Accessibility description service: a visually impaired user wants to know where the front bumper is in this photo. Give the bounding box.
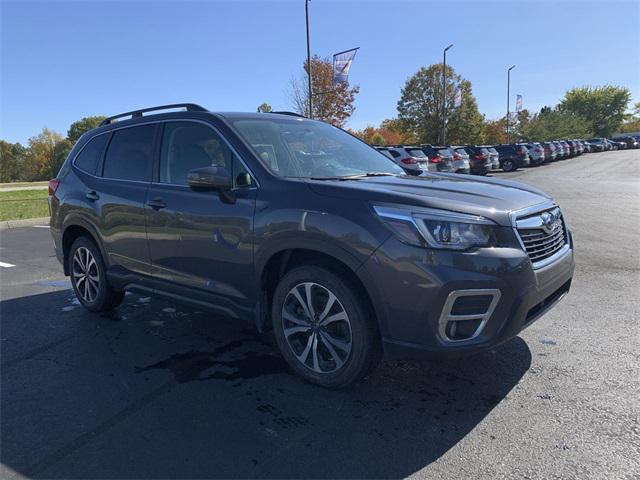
[360,231,574,359]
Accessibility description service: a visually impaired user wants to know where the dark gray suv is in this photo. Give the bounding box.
[49,104,575,387]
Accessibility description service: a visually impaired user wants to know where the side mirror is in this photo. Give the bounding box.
[187,166,231,191]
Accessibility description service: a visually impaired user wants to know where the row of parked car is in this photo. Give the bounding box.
[374,136,639,175]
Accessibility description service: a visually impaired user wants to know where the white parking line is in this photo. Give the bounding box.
[32,225,50,228]
[0,261,16,268]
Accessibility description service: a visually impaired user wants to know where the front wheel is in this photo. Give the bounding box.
[69,236,124,312]
[271,265,381,388]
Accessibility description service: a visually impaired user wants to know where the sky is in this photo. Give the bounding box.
[1,0,638,144]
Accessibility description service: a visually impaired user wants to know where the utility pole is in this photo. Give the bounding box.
[441,44,454,145]
[506,65,516,143]
[305,0,313,118]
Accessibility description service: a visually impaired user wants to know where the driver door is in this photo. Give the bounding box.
[145,121,257,318]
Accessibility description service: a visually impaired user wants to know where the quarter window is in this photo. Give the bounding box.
[74,134,109,175]
[103,125,156,182]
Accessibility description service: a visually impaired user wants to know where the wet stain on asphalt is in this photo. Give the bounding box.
[256,403,311,429]
[135,339,288,384]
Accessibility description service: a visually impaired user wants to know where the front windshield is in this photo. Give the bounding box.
[231,117,404,178]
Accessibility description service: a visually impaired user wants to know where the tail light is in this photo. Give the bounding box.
[534,148,542,153]
[48,179,60,196]
[401,157,417,165]
[453,154,462,160]
[474,153,485,160]
[429,155,442,164]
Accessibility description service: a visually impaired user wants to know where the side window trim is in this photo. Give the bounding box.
[72,131,111,175]
[153,119,259,190]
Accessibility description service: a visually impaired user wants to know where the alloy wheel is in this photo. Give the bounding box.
[281,282,353,374]
[72,246,100,303]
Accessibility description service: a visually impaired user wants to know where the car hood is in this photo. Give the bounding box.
[305,173,554,227]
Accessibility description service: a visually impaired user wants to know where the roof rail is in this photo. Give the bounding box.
[99,103,208,126]
[270,111,307,118]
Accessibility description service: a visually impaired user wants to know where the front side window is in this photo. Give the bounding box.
[74,134,109,175]
[231,117,404,178]
[160,122,231,185]
[159,122,253,188]
[103,125,156,181]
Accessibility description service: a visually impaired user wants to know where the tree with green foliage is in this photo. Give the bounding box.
[67,116,106,144]
[257,102,272,113]
[519,107,592,141]
[0,141,28,182]
[559,86,630,137]
[397,64,484,144]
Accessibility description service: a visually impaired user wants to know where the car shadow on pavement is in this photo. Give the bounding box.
[1,289,532,479]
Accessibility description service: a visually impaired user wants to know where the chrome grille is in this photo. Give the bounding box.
[516,207,567,265]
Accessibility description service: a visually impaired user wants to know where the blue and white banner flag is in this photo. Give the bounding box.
[333,47,359,85]
[515,94,523,112]
[454,86,462,108]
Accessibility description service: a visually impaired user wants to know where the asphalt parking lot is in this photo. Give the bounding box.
[1,150,638,479]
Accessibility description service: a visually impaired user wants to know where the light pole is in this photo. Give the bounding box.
[506,64,516,143]
[441,44,454,145]
[305,0,313,118]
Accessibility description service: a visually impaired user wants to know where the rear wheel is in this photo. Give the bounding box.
[69,236,124,312]
[271,265,381,388]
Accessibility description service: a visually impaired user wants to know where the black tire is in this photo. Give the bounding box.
[502,159,515,172]
[68,236,124,312]
[271,265,381,388]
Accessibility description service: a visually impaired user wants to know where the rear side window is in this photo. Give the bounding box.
[74,134,109,175]
[388,150,401,158]
[103,125,156,181]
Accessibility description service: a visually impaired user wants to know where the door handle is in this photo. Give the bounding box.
[85,191,99,201]
[147,198,167,210]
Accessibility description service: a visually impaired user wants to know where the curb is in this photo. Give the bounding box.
[0,217,50,230]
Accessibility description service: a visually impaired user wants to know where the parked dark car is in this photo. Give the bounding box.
[608,139,627,150]
[493,144,530,171]
[586,138,606,152]
[613,136,639,149]
[461,145,493,175]
[48,104,575,387]
[419,144,455,173]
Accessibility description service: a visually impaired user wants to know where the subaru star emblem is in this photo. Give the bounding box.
[541,210,558,233]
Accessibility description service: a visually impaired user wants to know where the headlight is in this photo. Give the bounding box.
[373,205,497,250]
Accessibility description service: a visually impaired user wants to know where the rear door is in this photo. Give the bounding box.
[96,124,158,275]
[145,120,257,318]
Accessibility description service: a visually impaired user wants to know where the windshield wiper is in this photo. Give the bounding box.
[310,172,396,181]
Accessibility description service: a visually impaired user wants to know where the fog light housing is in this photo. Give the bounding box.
[438,289,501,342]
